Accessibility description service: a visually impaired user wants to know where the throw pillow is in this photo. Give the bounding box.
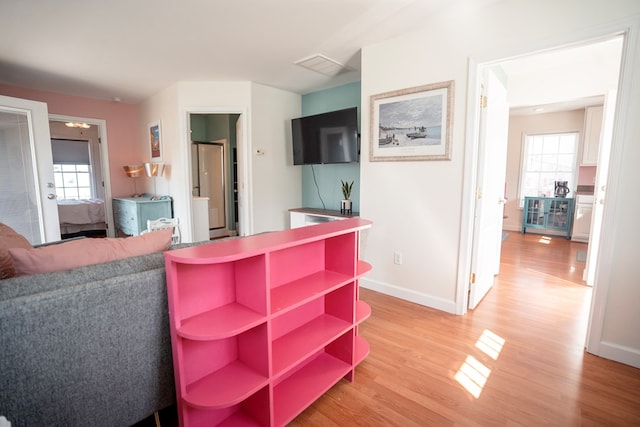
[0,222,33,279]
[8,228,172,276]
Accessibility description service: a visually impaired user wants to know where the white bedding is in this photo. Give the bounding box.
[57,199,105,225]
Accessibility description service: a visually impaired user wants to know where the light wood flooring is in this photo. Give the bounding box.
[290,232,640,426]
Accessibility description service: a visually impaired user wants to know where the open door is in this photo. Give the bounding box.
[0,95,60,243]
[584,90,616,285]
[468,67,510,309]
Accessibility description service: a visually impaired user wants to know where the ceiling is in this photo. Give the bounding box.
[0,0,502,104]
[0,0,623,110]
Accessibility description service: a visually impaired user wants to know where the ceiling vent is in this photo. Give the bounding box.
[294,54,351,77]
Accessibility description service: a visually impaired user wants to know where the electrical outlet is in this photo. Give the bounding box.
[394,251,402,265]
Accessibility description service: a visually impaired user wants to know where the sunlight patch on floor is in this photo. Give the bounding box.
[455,329,506,398]
[475,329,506,360]
[538,236,552,244]
[455,355,490,398]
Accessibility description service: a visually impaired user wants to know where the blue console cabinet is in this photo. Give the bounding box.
[522,197,574,239]
[113,196,172,236]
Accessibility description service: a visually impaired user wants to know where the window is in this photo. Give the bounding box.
[519,132,578,207]
[54,164,93,199]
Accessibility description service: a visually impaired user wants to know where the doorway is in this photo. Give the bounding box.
[189,113,240,239]
[465,35,624,314]
[49,115,113,237]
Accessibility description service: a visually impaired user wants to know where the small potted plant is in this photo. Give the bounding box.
[340,180,353,214]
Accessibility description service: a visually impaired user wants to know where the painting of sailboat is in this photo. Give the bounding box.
[370,80,453,161]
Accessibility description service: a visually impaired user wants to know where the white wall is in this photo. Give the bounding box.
[139,80,301,241]
[360,0,640,366]
[250,83,302,233]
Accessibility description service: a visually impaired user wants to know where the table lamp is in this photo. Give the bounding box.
[123,165,144,197]
[144,162,165,200]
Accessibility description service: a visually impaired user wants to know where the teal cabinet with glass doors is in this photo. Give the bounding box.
[522,197,574,239]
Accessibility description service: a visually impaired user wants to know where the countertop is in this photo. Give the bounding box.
[575,185,595,195]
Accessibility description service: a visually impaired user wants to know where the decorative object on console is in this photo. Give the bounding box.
[123,164,144,197]
[370,80,454,162]
[144,217,181,245]
[144,162,165,200]
[341,180,353,214]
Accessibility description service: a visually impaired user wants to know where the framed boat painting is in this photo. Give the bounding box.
[370,80,454,161]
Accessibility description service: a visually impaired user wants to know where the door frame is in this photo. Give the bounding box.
[182,107,251,241]
[456,18,640,366]
[49,114,114,237]
[457,21,635,359]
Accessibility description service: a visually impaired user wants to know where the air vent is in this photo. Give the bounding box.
[294,54,351,76]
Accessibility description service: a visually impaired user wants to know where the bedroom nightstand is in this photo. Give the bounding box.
[113,195,172,236]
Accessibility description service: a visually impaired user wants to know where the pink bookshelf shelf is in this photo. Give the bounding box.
[270,270,352,314]
[184,361,269,409]
[271,314,352,377]
[164,218,373,426]
[357,260,373,277]
[356,300,372,325]
[354,335,370,366]
[273,352,352,426]
[178,303,266,340]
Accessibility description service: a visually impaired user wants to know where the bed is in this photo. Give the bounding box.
[57,199,107,238]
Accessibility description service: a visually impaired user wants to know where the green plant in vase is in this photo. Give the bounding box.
[340,180,354,214]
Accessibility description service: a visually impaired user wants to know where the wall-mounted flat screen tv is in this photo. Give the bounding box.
[291,107,359,165]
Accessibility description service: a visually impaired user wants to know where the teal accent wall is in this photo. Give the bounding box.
[301,82,361,212]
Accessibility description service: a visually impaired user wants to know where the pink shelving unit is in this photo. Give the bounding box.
[164,218,373,426]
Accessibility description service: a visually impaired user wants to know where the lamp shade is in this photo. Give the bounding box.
[123,165,144,178]
[144,162,165,177]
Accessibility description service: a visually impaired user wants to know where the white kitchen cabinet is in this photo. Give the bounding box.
[572,195,594,242]
[581,105,603,166]
[289,208,358,229]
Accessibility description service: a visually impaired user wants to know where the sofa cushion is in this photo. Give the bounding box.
[0,222,33,279]
[9,228,173,276]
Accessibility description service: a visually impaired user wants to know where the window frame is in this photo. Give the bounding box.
[54,163,94,200]
[518,131,579,208]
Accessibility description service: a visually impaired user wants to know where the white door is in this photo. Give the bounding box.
[584,90,616,285]
[0,95,60,243]
[468,67,510,309]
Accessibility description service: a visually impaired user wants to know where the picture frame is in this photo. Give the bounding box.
[148,121,162,161]
[370,80,454,161]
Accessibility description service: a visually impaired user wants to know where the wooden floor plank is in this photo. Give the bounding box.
[289,232,640,426]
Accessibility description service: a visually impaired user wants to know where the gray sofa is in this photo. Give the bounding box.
[0,242,201,427]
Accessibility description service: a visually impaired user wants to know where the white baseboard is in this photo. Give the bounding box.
[360,278,457,314]
[592,341,640,369]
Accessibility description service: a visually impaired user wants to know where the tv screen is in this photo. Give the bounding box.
[292,107,359,165]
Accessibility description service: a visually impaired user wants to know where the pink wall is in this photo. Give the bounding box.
[0,84,141,197]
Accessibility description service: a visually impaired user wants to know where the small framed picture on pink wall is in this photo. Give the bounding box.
[149,121,162,161]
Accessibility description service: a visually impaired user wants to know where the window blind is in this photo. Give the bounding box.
[51,139,90,164]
